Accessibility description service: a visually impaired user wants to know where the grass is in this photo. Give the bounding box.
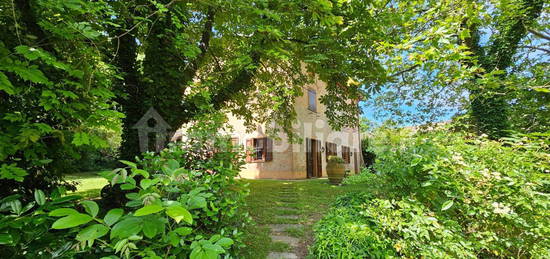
[240,179,368,258]
[285,227,305,238]
[65,171,109,198]
[64,172,367,258]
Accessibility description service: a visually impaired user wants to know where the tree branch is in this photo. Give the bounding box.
[389,64,419,78]
[114,0,181,39]
[528,28,550,41]
[519,45,550,54]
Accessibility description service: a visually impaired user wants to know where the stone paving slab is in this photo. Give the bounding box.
[271,235,300,245]
[267,252,299,259]
[278,207,299,212]
[268,224,301,233]
[275,214,299,219]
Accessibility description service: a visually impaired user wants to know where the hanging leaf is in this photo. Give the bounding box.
[34,189,46,206]
[165,205,193,224]
[0,72,15,95]
[441,200,454,211]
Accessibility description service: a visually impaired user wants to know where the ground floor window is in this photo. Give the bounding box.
[342,146,351,163]
[246,138,273,162]
[325,142,337,161]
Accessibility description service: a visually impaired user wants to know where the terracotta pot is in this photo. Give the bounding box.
[326,161,345,185]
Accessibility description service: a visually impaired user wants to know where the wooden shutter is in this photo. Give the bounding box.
[342,146,350,163]
[326,142,330,162]
[265,138,273,161]
[246,139,253,162]
[316,140,322,177]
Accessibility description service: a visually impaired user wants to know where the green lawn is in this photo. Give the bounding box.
[65,171,109,198]
[65,173,366,258]
[240,179,368,258]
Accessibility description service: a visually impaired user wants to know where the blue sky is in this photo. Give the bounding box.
[359,88,461,127]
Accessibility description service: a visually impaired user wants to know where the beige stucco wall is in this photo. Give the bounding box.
[226,77,362,179]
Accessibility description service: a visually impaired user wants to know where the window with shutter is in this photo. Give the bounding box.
[342,146,351,163]
[246,137,272,163]
[265,138,273,161]
[325,142,337,161]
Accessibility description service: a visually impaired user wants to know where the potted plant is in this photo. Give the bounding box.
[326,155,345,185]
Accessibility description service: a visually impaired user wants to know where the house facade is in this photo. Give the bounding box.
[227,78,362,179]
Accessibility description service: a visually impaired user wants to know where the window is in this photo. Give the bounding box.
[325,142,337,161]
[246,138,273,162]
[307,89,317,112]
[342,146,351,163]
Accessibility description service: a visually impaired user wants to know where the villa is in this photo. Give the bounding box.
[226,77,363,179]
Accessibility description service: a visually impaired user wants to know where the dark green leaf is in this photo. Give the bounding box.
[104,208,123,226]
[81,200,99,217]
[110,217,143,239]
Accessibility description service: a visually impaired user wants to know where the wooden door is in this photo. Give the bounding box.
[306,139,313,178]
[306,138,322,178]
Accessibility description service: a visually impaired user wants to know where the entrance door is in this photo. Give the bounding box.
[306,138,322,178]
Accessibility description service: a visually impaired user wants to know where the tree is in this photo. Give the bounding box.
[462,0,545,138]
[107,0,372,160]
[0,0,121,196]
[362,0,548,138]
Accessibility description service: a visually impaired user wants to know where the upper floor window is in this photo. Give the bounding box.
[307,89,317,112]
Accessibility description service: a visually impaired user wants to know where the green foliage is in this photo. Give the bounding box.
[327,156,345,164]
[0,0,122,196]
[1,154,248,258]
[364,0,547,139]
[110,0,369,158]
[1,111,249,258]
[312,127,550,258]
[0,188,84,258]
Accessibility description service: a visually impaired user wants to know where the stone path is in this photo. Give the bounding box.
[266,184,304,259]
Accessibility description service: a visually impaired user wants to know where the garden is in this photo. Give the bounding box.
[1,0,549,258]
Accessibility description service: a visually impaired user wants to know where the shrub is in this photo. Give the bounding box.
[312,128,550,258]
[0,188,81,258]
[341,169,378,186]
[1,156,248,259]
[1,112,250,258]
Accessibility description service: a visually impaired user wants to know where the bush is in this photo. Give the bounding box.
[341,169,378,186]
[312,128,550,258]
[1,112,250,258]
[0,188,81,258]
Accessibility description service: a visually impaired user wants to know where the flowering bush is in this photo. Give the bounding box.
[312,128,550,258]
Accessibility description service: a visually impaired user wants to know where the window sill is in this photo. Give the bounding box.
[248,160,267,163]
